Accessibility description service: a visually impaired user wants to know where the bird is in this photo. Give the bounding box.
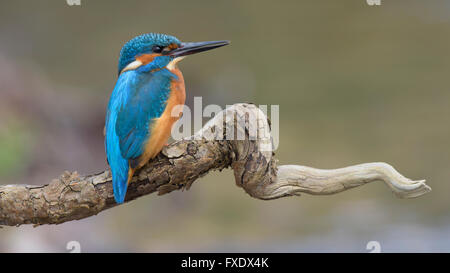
[105,33,229,203]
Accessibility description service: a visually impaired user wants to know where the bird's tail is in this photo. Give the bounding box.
[111,164,131,204]
[111,156,141,203]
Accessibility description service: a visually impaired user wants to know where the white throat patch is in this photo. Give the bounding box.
[166,56,186,71]
[120,60,143,74]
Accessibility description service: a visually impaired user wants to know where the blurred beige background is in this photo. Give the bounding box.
[0,0,449,252]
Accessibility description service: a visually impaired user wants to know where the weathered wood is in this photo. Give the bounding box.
[0,103,431,226]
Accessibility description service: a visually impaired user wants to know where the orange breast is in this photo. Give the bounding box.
[137,67,186,169]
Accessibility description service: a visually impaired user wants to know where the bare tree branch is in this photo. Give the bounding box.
[0,103,431,227]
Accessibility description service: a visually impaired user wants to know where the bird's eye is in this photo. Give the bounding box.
[152,45,163,53]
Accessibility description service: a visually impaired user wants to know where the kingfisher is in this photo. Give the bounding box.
[105,33,229,203]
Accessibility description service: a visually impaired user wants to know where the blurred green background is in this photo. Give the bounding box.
[0,0,449,252]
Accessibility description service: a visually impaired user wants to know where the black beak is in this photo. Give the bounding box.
[166,40,230,57]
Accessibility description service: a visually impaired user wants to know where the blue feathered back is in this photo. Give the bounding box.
[105,68,177,203]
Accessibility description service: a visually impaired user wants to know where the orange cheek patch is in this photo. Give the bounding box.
[136,53,161,65]
[167,43,179,50]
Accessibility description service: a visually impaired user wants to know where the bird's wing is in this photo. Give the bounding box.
[115,70,173,160]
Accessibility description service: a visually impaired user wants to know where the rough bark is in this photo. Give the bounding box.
[0,103,431,227]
